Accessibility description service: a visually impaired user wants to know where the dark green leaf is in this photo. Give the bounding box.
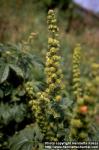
[9,64,24,78]
[9,124,44,150]
[0,64,9,84]
[0,89,4,98]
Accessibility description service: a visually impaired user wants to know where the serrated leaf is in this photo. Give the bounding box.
[0,64,9,83]
[0,103,27,125]
[9,124,44,150]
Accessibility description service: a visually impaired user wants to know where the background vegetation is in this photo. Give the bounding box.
[0,0,99,150]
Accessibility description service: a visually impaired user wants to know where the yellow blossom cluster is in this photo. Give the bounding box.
[45,10,64,99]
[28,10,65,141]
[70,46,97,141]
[24,82,34,99]
[29,91,50,134]
[72,44,82,99]
[70,45,89,141]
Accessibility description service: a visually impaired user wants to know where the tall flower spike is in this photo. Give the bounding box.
[45,10,64,99]
[29,10,65,142]
[72,44,82,99]
[70,44,91,141]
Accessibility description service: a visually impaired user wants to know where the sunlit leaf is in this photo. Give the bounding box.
[0,64,9,84]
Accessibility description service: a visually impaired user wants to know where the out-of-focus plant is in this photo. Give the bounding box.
[70,44,97,141]
[0,42,45,149]
[39,0,73,9]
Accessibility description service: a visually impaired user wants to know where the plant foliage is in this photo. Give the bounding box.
[0,8,99,150]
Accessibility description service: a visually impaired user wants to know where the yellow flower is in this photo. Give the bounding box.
[37,92,42,97]
[55,95,62,102]
[46,59,54,65]
[53,39,59,47]
[92,63,99,69]
[45,88,50,93]
[50,67,56,72]
[72,44,81,98]
[79,132,88,139]
[52,55,60,61]
[94,76,99,83]
[46,77,52,84]
[49,83,55,91]
[51,73,57,79]
[54,62,60,67]
[55,79,61,84]
[50,47,58,53]
[48,38,54,45]
[71,119,83,128]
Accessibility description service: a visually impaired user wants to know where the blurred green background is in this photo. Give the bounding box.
[0,0,99,149]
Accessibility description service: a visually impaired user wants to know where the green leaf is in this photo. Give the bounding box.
[9,124,44,150]
[0,103,27,125]
[0,64,9,84]
[0,89,4,98]
[0,103,11,124]
[9,64,24,78]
